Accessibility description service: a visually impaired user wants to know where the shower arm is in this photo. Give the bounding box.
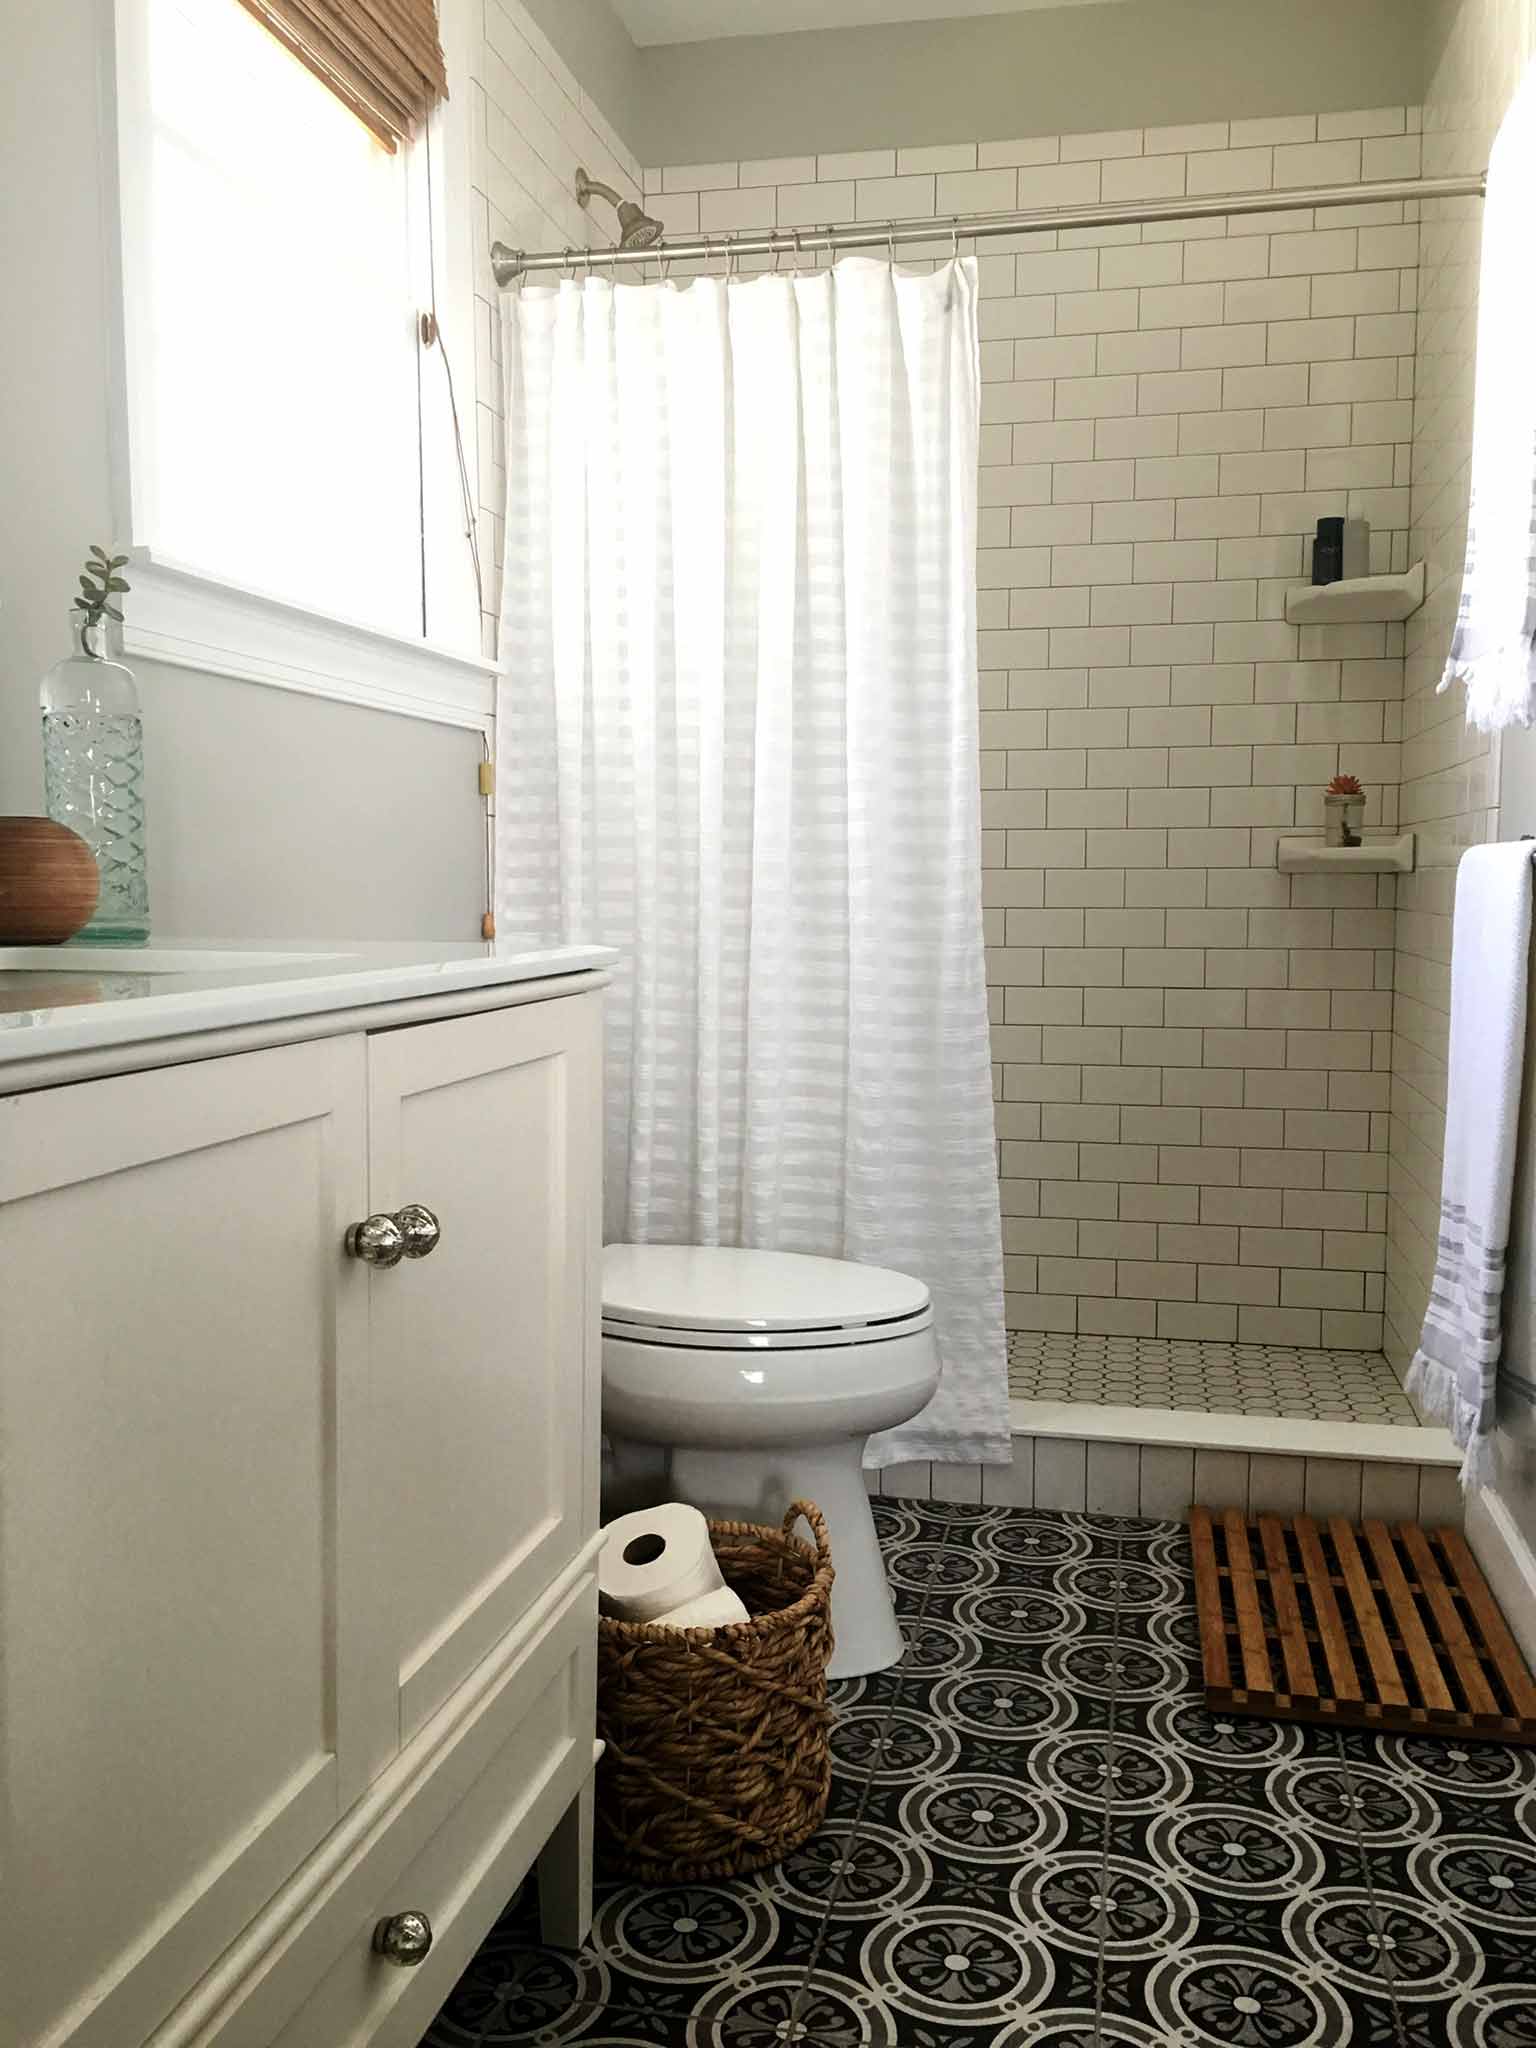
[490,170,1486,287]
[576,168,624,212]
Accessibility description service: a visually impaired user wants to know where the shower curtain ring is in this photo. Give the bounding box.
[887,221,897,265]
[950,217,961,259]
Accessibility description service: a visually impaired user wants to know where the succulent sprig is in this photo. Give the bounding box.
[72,545,130,652]
[1326,773,1364,796]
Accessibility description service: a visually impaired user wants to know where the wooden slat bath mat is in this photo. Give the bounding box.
[1189,1506,1536,1744]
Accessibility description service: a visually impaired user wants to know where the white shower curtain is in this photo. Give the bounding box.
[496,258,1008,1467]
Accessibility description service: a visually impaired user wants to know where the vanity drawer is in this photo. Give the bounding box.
[158,1564,598,2048]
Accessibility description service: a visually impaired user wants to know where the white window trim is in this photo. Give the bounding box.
[102,0,497,733]
[124,549,495,728]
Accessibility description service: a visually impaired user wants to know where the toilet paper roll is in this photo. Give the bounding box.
[654,1585,751,1631]
[598,1502,727,1622]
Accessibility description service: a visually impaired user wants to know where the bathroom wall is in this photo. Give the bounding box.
[617,1,1425,167]
[3,0,647,946]
[469,2,646,647]
[1386,0,1524,1375]
[1388,0,1536,1545]
[0,0,491,944]
[650,118,1420,1345]
[516,0,645,151]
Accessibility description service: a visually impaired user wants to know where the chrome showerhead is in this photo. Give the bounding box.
[614,200,665,250]
[576,167,664,252]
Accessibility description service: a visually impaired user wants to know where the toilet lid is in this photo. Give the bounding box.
[601,1243,931,1336]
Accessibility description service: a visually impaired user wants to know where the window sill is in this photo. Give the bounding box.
[121,551,498,731]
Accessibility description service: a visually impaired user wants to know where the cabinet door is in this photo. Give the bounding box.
[0,1038,388,2048]
[366,992,601,1742]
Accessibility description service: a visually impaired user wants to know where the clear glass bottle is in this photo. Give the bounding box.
[40,614,150,944]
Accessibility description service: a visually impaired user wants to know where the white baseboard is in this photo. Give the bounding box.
[1465,1484,1536,1669]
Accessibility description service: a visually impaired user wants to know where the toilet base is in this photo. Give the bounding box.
[665,1437,903,1680]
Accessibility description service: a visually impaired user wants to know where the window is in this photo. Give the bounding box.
[111,0,489,721]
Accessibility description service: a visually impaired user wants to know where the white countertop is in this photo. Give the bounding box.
[0,940,616,1065]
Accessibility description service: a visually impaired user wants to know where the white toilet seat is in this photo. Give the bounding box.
[600,1307,934,1350]
[601,1242,931,1342]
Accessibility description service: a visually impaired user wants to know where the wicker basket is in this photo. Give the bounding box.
[595,1499,836,1882]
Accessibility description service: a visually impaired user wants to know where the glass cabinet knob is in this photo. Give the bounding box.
[394,1203,441,1259]
[372,1910,433,1966]
[345,1206,440,1267]
[345,1213,406,1267]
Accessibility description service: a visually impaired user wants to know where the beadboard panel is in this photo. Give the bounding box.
[879,1437,1464,1525]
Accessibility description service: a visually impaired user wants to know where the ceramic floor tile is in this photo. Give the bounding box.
[417,1504,1536,2048]
[1007,1329,1417,1422]
[1090,1908,1407,2045]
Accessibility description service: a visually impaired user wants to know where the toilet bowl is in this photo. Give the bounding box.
[601,1243,941,1679]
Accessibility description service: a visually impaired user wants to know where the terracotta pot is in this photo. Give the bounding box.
[0,817,101,943]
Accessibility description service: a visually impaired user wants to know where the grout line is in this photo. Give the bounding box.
[791,1501,956,2021]
[1088,1518,1135,2042]
[1333,1726,1415,2048]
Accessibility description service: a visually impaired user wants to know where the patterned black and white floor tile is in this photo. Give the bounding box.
[418,1500,1536,2048]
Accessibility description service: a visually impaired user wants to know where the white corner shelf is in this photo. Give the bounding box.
[1277,833,1416,874]
[1284,561,1425,625]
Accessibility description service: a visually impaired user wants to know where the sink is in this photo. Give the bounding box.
[0,946,355,975]
[0,939,614,1053]
[0,946,361,1016]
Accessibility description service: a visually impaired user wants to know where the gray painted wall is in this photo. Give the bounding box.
[623,0,1427,164]
[1,0,485,946]
[518,0,645,148]
[138,672,486,942]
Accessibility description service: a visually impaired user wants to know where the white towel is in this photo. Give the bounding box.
[1439,63,1536,732]
[1409,842,1536,1482]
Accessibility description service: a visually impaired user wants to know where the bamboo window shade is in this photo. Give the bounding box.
[237,0,448,151]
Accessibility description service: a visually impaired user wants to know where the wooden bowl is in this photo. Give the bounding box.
[0,817,101,944]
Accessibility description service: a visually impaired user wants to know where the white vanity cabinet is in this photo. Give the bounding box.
[0,955,607,2048]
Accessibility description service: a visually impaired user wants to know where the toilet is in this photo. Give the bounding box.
[600,1243,941,1679]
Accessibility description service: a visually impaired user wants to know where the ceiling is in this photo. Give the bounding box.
[611,0,1123,46]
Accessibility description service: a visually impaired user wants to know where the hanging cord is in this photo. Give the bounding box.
[421,126,485,619]
[480,728,495,942]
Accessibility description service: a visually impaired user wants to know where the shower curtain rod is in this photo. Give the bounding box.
[490,172,1485,285]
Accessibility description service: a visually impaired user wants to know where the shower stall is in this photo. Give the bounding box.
[573,118,1478,1517]
[491,96,1496,1518]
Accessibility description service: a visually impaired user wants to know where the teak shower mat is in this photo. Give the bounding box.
[1190,1505,1536,1744]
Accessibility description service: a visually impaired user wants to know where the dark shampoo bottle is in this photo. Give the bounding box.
[1311,516,1345,585]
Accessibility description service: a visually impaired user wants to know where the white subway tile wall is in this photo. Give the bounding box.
[653,113,1420,1344]
[470,0,644,654]
[1387,4,1525,1378]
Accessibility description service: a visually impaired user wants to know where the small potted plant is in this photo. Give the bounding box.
[1324,772,1366,848]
